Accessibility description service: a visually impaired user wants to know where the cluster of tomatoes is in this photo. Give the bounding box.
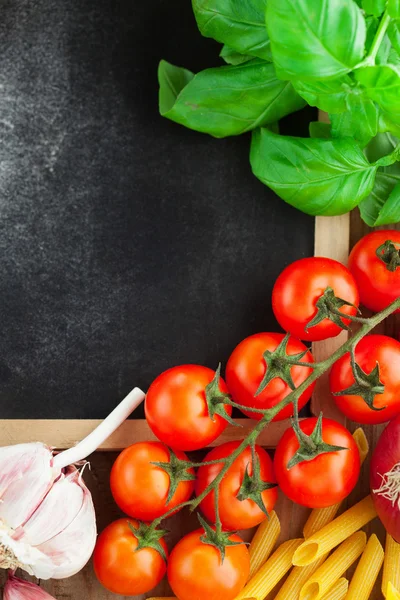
[93,230,400,600]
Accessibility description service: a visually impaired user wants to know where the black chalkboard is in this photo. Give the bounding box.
[0,0,314,419]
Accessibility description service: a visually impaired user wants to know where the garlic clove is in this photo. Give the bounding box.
[0,527,55,578]
[36,473,96,579]
[18,468,84,547]
[0,443,59,529]
[4,572,57,600]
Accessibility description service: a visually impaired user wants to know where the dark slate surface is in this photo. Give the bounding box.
[0,0,314,418]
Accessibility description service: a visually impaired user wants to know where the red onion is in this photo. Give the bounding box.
[370,414,400,542]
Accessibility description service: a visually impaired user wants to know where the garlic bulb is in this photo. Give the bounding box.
[4,572,57,600]
[0,387,144,587]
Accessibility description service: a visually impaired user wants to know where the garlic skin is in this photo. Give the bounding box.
[0,443,96,580]
[4,572,57,600]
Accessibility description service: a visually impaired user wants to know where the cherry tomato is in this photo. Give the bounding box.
[274,418,360,508]
[226,332,315,421]
[330,334,400,425]
[272,257,359,342]
[110,441,194,520]
[167,528,249,600]
[93,519,168,595]
[145,365,232,451]
[348,230,400,313]
[195,441,278,530]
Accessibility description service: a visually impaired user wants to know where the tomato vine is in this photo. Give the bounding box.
[147,296,400,552]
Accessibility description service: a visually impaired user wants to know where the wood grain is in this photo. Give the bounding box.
[0,418,300,450]
[312,215,351,423]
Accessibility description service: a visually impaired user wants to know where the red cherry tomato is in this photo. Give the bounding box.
[195,441,278,530]
[145,365,232,451]
[110,441,194,520]
[348,230,400,313]
[274,418,360,508]
[330,334,400,425]
[93,519,167,595]
[167,528,249,600]
[226,332,315,421]
[272,257,359,341]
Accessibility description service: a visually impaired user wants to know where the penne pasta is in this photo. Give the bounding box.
[293,495,376,566]
[299,531,366,600]
[320,577,348,600]
[249,510,281,578]
[383,534,400,598]
[352,427,369,464]
[303,504,341,540]
[387,582,400,600]
[235,538,303,600]
[303,428,369,539]
[346,534,384,600]
[273,555,326,600]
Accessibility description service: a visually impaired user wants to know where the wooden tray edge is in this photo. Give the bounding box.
[0,418,305,450]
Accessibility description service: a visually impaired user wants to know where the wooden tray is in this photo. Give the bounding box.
[0,214,350,450]
[1,213,399,600]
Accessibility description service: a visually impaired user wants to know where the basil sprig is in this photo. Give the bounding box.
[158,0,400,225]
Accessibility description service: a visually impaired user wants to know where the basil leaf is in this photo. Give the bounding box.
[366,15,379,48]
[377,36,392,64]
[388,22,400,54]
[250,128,377,216]
[388,0,400,18]
[388,47,400,67]
[363,0,387,16]
[379,112,400,136]
[192,0,272,61]
[376,181,400,224]
[330,96,378,148]
[158,61,195,116]
[158,59,305,138]
[265,0,367,81]
[220,45,253,65]
[359,163,400,225]
[292,76,354,113]
[365,131,399,162]
[356,65,400,126]
[309,122,332,139]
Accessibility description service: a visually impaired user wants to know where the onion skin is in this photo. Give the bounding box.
[370,414,400,542]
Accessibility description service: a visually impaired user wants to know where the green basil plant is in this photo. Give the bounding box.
[158,0,400,225]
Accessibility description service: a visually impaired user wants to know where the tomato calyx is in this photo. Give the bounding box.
[306,287,358,332]
[127,520,169,563]
[287,413,348,469]
[198,514,244,563]
[151,448,196,504]
[255,333,310,396]
[205,364,238,427]
[333,348,386,412]
[236,445,277,516]
[376,240,400,272]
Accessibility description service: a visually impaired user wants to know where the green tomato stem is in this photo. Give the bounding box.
[149,297,400,534]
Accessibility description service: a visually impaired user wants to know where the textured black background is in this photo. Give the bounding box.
[0,0,314,418]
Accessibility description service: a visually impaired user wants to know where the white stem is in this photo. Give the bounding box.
[52,387,145,470]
